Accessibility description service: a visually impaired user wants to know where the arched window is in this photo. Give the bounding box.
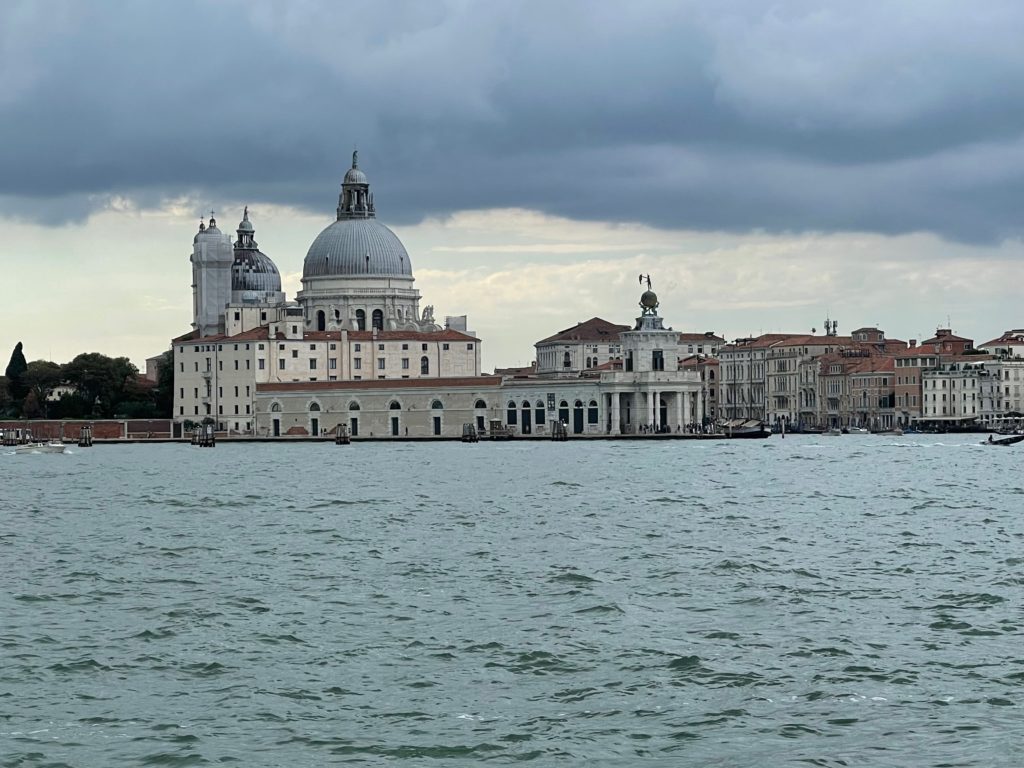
[421,356,430,375]
[270,402,281,412]
[474,399,487,409]
[316,310,326,331]
[334,308,341,321]
[709,369,715,380]
[372,309,384,330]
[588,399,599,424]
[355,309,366,331]
[558,399,570,425]
[535,400,545,425]
[506,400,518,425]
[563,351,572,368]
[431,400,443,409]
[574,399,584,408]
[309,402,321,411]
[389,401,402,410]
[348,401,360,411]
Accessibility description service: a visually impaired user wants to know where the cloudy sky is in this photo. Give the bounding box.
[3,0,1024,370]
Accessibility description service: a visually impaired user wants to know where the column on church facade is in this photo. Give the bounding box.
[610,392,621,435]
[675,390,683,432]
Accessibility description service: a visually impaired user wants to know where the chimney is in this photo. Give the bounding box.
[910,339,917,348]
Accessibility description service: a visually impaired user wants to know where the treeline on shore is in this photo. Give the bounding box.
[1,342,173,420]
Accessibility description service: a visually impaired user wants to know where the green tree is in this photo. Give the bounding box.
[153,349,174,418]
[0,375,10,415]
[61,353,139,418]
[5,342,28,403]
[22,360,63,418]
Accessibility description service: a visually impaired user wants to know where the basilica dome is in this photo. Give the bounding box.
[302,218,412,278]
[301,151,413,280]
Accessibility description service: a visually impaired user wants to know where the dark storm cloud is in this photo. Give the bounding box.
[3,0,1024,241]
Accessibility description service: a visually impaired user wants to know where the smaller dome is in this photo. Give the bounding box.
[232,249,281,293]
[237,206,254,232]
[344,166,367,185]
[640,290,659,309]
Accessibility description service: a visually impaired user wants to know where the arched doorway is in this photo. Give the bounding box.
[355,309,366,330]
[659,398,668,432]
[270,402,281,437]
[474,399,487,432]
[558,400,569,427]
[316,310,326,331]
[309,402,321,436]
[588,400,599,429]
[431,399,443,436]
[573,400,584,434]
[372,309,384,331]
[534,400,545,431]
[348,401,360,437]
[520,400,532,434]
[389,400,401,436]
[506,401,518,427]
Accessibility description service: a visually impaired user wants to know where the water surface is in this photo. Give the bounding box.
[2,436,1022,766]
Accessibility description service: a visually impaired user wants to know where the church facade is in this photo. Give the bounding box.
[172,153,702,437]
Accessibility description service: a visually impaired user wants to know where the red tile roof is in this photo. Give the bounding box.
[258,376,502,393]
[536,317,629,345]
[678,332,725,343]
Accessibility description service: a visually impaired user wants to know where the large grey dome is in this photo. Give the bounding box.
[303,218,412,278]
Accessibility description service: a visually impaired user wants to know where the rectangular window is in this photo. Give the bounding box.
[218,405,223,415]
[467,343,474,350]
[258,359,265,370]
[443,343,450,350]
[179,362,184,372]
[246,405,250,414]
[378,343,385,351]
[279,359,285,370]
[258,344,265,350]
[329,358,337,369]
[355,343,361,352]
[234,405,239,415]
[279,343,285,350]
[234,386,239,396]
[218,387,223,397]
[292,349,298,358]
[310,344,316,350]
[179,406,183,415]
[179,387,184,398]
[309,359,317,370]
[330,343,336,350]
[246,359,250,369]
[193,387,198,398]
[233,343,238,350]
[354,358,362,370]
[194,406,199,415]
[402,358,409,369]
[234,360,239,370]
[218,360,223,371]
[194,361,199,372]
[245,386,250,396]
[402,343,409,350]
[378,358,385,370]
[422,343,428,351]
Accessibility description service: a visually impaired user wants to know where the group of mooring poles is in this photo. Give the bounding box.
[191,424,216,447]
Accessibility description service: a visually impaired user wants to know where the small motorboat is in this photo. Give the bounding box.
[984,434,1024,447]
[12,440,67,455]
[846,426,870,434]
[824,428,842,436]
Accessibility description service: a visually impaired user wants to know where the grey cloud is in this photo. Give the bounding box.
[2,0,1024,242]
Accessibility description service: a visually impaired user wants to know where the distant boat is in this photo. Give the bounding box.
[717,419,771,439]
[872,428,904,436]
[12,440,67,455]
[824,428,842,436]
[846,426,869,434]
[984,434,1024,447]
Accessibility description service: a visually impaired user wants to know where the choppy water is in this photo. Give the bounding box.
[2,436,1023,767]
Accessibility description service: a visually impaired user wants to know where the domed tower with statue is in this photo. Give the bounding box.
[296,152,440,333]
